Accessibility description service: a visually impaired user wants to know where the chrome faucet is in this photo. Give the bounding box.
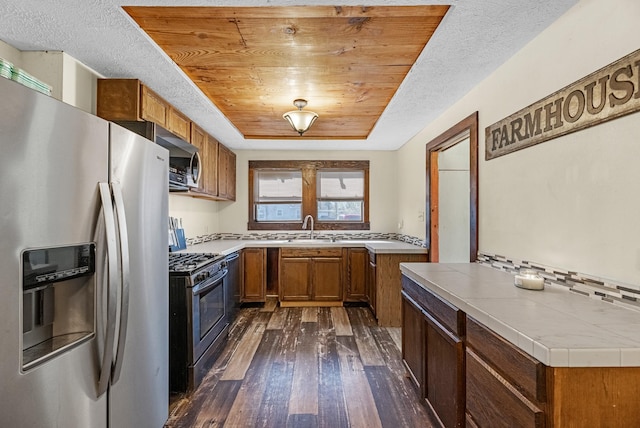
[302,215,315,239]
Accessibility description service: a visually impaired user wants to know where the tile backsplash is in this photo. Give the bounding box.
[478,252,640,312]
[186,232,426,247]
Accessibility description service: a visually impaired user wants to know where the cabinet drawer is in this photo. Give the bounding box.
[280,248,342,258]
[466,349,545,428]
[401,276,464,336]
[466,317,545,402]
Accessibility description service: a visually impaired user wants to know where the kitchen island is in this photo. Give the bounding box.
[400,262,640,427]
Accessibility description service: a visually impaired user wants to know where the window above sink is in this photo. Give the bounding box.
[248,160,370,232]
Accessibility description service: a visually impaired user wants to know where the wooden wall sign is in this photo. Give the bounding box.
[485,49,640,160]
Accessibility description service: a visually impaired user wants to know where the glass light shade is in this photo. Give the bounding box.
[283,110,318,136]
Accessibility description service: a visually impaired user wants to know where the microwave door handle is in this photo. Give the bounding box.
[97,182,119,397]
[190,151,201,186]
[110,182,130,384]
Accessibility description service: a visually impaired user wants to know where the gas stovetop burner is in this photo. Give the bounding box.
[168,253,223,274]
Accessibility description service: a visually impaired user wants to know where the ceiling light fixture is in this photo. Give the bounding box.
[283,99,318,136]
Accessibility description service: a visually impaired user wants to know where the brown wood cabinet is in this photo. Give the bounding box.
[402,293,425,394]
[425,311,465,428]
[367,251,377,317]
[218,144,236,201]
[279,248,342,304]
[402,275,465,428]
[370,251,428,327]
[344,248,367,302]
[98,78,236,201]
[140,84,167,125]
[241,248,266,302]
[402,274,640,427]
[167,106,191,142]
[97,79,192,139]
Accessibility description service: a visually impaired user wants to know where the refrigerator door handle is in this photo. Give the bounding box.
[97,182,119,397]
[110,181,130,384]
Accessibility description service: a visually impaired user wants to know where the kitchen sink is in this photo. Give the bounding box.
[284,238,335,244]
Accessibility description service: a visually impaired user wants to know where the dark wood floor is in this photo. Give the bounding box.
[166,303,436,428]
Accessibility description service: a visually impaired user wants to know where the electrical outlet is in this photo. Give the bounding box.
[398,219,404,229]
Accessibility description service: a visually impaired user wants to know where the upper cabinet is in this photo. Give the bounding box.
[97,78,235,201]
[217,143,236,201]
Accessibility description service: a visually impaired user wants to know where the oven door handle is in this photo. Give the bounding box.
[191,268,228,296]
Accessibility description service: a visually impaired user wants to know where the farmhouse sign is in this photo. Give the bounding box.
[485,49,640,160]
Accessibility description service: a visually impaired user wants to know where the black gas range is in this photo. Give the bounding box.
[168,252,229,392]
[168,252,226,278]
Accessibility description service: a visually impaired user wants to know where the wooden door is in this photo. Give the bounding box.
[345,248,367,302]
[425,313,465,428]
[205,134,219,196]
[167,106,191,142]
[280,257,311,301]
[312,257,342,301]
[241,248,266,302]
[140,84,168,126]
[366,251,377,317]
[402,293,426,397]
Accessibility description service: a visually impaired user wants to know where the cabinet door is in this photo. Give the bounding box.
[97,78,142,121]
[167,107,191,142]
[241,248,266,302]
[312,257,342,301]
[226,149,236,201]
[367,253,377,317]
[345,248,367,302]
[205,134,219,196]
[217,144,236,201]
[280,258,311,301]
[466,348,544,428]
[402,293,425,396]
[425,313,465,428]
[140,85,168,126]
[189,124,207,192]
[218,144,235,199]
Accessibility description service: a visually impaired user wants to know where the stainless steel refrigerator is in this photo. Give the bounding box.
[0,76,169,427]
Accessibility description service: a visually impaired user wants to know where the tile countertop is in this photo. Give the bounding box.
[176,238,428,256]
[400,262,640,368]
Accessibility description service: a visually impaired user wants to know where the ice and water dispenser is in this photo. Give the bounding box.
[21,243,96,370]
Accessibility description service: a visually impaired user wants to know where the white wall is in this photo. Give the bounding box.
[169,195,219,238]
[217,149,398,234]
[0,41,100,113]
[398,0,640,286]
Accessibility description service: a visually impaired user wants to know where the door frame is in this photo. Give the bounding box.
[425,112,478,262]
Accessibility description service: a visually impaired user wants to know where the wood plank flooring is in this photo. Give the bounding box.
[165,303,436,428]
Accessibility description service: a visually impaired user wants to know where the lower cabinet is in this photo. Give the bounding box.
[402,294,426,394]
[373,252,428,327]
[465,316,546,428]
[425,313,465,428]
[241,248,266,302]
[279,248,342,303]
[367,251,377,316]
[344,247,368,302]
[402,273,640,427]
[402,276,465,428]
[466,348,544,428]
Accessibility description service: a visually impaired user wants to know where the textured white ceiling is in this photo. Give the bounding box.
[0,0,577,151]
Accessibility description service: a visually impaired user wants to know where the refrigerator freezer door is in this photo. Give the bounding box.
[0,78,108,427]
[108,123,169,428]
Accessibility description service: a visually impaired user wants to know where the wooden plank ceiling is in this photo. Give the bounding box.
[123,6,449,140]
